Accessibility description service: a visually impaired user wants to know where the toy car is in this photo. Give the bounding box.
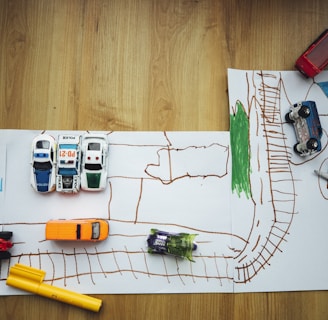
[30,134,57,193]
[81,133,109,191]
[147,229,197,262]
[56,135,81,193]
[45,219,109,241]
[285,101,323,156]
[295,29,328,78]
[0,231,13,260]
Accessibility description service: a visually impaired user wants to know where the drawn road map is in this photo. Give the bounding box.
[0,130,235,294]
[229,69,328,292]
[1,70,328,295]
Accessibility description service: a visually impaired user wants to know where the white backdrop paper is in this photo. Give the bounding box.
[1,69,328,295]
[0,130,234,295]
[229,69,328,292]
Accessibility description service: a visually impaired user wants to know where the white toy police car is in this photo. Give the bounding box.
[56,135,81,193]
[80,133,109,191]
[31,134,57,193]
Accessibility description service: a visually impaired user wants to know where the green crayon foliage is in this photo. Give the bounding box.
[230,100,251,199]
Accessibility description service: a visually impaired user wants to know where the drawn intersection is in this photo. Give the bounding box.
[0,130,236,294]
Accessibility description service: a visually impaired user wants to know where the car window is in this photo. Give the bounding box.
[36,140,50,149]
[85,163,102,170]
[33,161,52,170]
[88,143,101,151]
[91,222,100,239]
[307,35,328,68]
[76,224,81,239]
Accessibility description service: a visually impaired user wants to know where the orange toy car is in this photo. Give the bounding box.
[45,219,109,241]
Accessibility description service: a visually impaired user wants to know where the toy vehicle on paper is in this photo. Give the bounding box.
[81,133,109,191]
[30,134,57,193]
[295,29,328,78]
[147,229,197,262]
[45,219,109,241]
[285,101,323,156]
[56,135,81,193]
[0,231,13,260]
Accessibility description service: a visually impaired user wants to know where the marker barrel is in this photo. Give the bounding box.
[6,264,102,312]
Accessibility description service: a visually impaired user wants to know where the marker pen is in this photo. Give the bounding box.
[6,263,102,312]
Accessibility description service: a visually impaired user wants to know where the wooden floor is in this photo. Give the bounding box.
[1,0,328,319]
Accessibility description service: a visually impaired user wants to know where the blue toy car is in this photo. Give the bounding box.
[285,101,323,156]
[30,134,57,193]
[147,229,197,262]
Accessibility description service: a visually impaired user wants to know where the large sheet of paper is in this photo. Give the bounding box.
[1,69,328,295]
[0,130,233,294]
[229,69,328,292]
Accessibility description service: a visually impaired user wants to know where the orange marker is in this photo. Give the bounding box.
[6,263,102,312]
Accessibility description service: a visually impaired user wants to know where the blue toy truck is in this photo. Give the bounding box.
[285,101,323,156]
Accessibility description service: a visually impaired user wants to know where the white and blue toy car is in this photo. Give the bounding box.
[30,134,57,193]
[81,133,109,191]
[56,135,81,193]
[285,101,323,156]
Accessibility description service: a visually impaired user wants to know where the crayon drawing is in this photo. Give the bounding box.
[0,130,236,294]
[229,69,328,291]
[0,70,328,295]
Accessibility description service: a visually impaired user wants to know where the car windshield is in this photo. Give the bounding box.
[36,140,50,149]
[85,163,102,170]
[307,34,328,68]
[91,222,100,239]
[76,224,81,240]
[58,168,77,175]
[33,161,52,170]
[88,142,101,150]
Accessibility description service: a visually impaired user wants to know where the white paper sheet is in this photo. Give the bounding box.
[1,69,328,295]
[0,130,234,294]
[229,69,328,292]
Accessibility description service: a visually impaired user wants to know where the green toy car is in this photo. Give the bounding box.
[147,229,197,262]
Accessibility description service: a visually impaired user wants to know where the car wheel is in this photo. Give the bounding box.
[285,113,294,123]
[0,231,13,240]
[298,105,310,118]
[293,143,302,154]
[306,138,319,151]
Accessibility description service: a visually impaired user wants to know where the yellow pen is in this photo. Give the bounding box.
[6,263,102,312]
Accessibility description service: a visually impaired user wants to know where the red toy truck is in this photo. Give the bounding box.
[0,231,13,260]
[295,29,328,78]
